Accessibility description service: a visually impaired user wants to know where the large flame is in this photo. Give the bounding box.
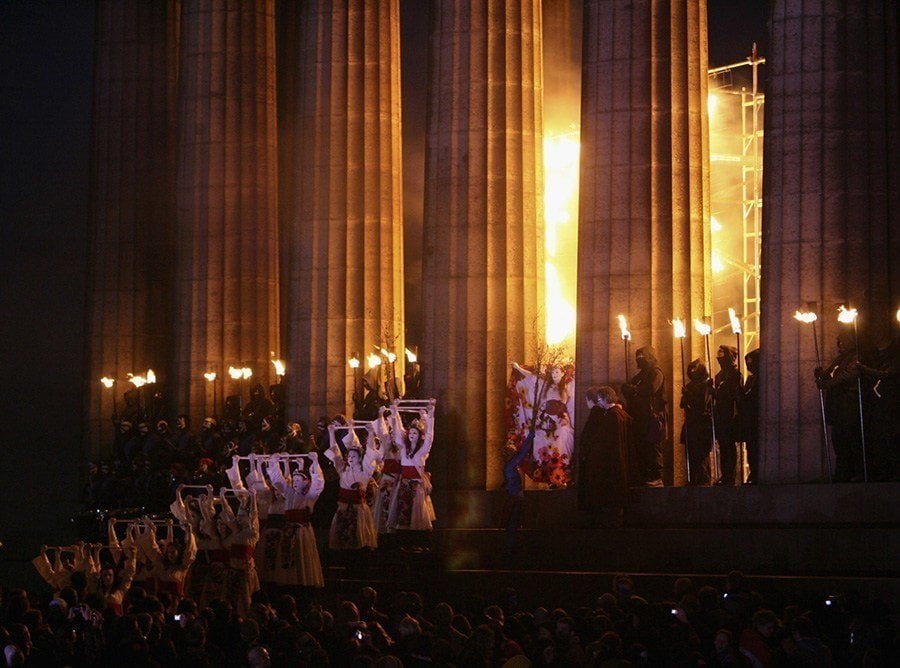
[543,131,580,350]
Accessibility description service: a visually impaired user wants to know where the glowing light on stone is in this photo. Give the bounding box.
[543,131,580,349]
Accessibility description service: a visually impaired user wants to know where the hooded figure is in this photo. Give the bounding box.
[815,330,866,481]
[739,349,761,483]
[680,359,713,485]
[621,345,667,486]
[242,383,274,431]
[714,345,743,485]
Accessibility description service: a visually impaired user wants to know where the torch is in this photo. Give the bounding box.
[379,347,398,401]
[272,359,285,384]
[204,372,217,417]
[405,346,420,399]
[367,352,382,401]
[127,372,147,416]
[694,318,718,481]
[100,377,117,420]
[838,305,867,482]
[794,308,830,480]
[728,308,743,377]
[348,352,361,409]
[728,309,745,482]
[672,318,689,482]
[617,314,632,381]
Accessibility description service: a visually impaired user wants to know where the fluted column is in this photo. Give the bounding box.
[174,0,280,420]
[575,0,711,485]
[422,0,544,491]
[85,0,179,458]
[285,0,405,424]
[760,1,900,482]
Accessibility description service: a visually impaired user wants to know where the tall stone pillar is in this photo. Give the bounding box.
[285,0,405,424]
[760,2,900,482]
[174,0,280,421]
[422,0,544,491]
[575,0,711,485]
[85,1,179,458]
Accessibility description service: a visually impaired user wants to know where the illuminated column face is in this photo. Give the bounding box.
[541,0,583,356]
[174,0,281,422]
[422,0,544,490]
[284,0,405,424]
[543,133,579,354]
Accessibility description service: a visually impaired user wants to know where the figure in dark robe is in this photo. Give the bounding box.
[714,345,743,485]
[816,331,868,482]
[680,359,713,486]
[739,349,760,483]
[577,386,632,525]
[621,346,666,486]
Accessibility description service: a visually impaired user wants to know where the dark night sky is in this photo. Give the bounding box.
[0,1,767,567]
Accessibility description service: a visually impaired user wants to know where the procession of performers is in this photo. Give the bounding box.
[46,397,438,617]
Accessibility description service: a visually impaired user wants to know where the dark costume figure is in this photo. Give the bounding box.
[577,386,631,524]
[242,383,274,432]
[816,331,868,482]
[621,346,666,486]
[174,415,200,465]
[354,369,385,421]
[680,359,713,486]
[858,328,900,481]
[268,383,286,434]
[404,360,422,399]
[714,345,743,485]
[739,349,761,483]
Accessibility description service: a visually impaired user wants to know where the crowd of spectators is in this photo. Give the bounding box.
[2,570,895,666]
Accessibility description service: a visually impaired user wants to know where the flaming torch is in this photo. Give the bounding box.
[728,308,743,376]
[694,318,718,481]
[228,366,253,406]
[794,307,830,478]
[204,371,217,417]
[127,372,147,415]
[378,347,398,401]
[101,376,117,420]
[838,305,867,481]
[271,359,285,384]
[617,314,632,380]
[672,319,689,482]
[348,352,361,407]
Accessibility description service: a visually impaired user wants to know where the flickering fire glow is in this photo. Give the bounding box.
[728,308,742,335]
[543,132,580,349]
[672,319,687,339]
[837,305,858,324]
[617,314,632,341]
[793,310,817,324]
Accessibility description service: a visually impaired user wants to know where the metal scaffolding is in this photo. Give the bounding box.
[708,45,765,352]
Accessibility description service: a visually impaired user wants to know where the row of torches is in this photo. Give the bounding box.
[99,348,419,417]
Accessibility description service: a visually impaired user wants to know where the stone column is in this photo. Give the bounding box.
[575,0,711,485]
[422,0,544,491]
[760,1,900,482]
[285,0,405,424]
[174,0,280,421]
[85,1,179,458]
